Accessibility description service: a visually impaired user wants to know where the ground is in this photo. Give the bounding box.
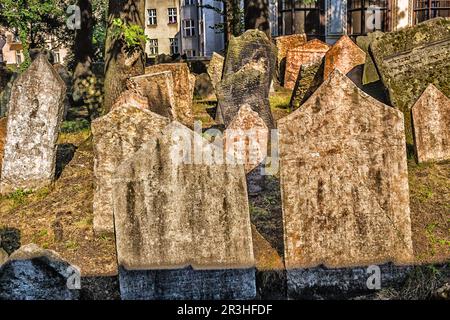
[0,91,448,286]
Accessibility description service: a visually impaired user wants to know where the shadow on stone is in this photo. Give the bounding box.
[55,143,77,179]
[0,227,21,255]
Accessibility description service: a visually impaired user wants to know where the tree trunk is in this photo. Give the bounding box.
[73,0,94,79]
[244,0,270,38]
[103,0,145,113]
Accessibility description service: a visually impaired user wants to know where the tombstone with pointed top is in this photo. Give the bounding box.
[207,52,224,90]
[91,92,170,235]
[0,54,66,194]
[279,70,413,296]
[113,122,256,299]
[274,34,307,84]
[412,84,450,163]
[323,35,366,80]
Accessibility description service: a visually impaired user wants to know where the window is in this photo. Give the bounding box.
[53,50,61,63]
[414,0,450,24]
[15,51,22,65]
[184,0,196,5]
[183,19,196,37]
[148,9,157,25]
[170,38,179,55]
[184,49,196,57]
[279,0,325,39]
[148,39,158,55]
[348,0,390,37]
[168,8,177,24]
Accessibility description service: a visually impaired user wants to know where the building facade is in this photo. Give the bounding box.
[145,0,225,58]
[273,0,450,43]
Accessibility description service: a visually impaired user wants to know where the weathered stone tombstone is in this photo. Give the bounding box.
[0,117,6,176]
[279,70,413,296]
[216,29,276,129]
[145,63,194,128]
[0,244,80,300]
[194,73,216,101]
[284,39,330,90]
[323,35,366,80]
[412,84,450,163]
[0,54,66,194]
[224,105,269,194]
[91,93,170,235]
[274,34,307,84]
[128,72,176,119]
[207,52,224,90]
[113,122,256,299]
[356,31,384,85]
[290,62,323,110]
[370,17,450,143]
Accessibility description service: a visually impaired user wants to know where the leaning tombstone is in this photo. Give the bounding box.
[323,35,366,80]
[91,92,170,235]
[279,70,414,298]
[224,105,269,195]
[412,84,450,163]
[216,30,276,129]
[0,54,66,194]
[284,39,330,90]
[370,17,450,143]
[145,63,194,128]
[355,31,383,85]
[128,72,176,119]
[207,52,225,90]
[113,122,256,299]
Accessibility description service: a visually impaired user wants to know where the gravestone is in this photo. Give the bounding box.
[224,105,269,194]
[145,63,194,128]
[91,94,170,235]
[290,62,322,110]
[356,31,384,85]
[279,70,413,273]
[284,39,330,90]
[412,84,450,163]
[0,54,66,194]
[0,244,80,300]
[370,17,450,143]
[207,52,224,90]
[113,122,255,299]
[323,35,366,80]
[217,30,276,129]
[194,73,216,101]
[274,34,307,84]
[128,71,176,119]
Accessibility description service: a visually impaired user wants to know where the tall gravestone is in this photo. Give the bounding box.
[145,63,194,128]
[274,34,307,84]
[370,17,450,143]
[128,71,176,119]
[217,29,276,129]
[290,63,322,110]
[113,122,256,299]
[279,70,413,296]
[224,105,269,195]
[412,84,450,163]
[0,54,66,194]
[91,92,170,235]
[284,39,330,90]
[323,35,366,80]
[356,31,384,85]
[207,52,224,90]
[0,117,6,175]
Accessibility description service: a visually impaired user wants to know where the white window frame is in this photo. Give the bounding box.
[170,38,179,55]
[148,39,158,56]
[147,9,157,25]
[168,8,178,24]
[183,19,196,37]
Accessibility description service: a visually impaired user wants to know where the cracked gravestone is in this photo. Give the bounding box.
[278,70,413,289]
[128,71,176,119]
[412,84,450,163]
[216,30,276,129]
[0,54,66,194]
[323,35,366,80]
[91,93,170,235]
[224,105,269,194]
[113,122,256,299]
[284,39,330,90]
[145,63,194,128]
[207,52,224,90]
[370,17,450,143]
